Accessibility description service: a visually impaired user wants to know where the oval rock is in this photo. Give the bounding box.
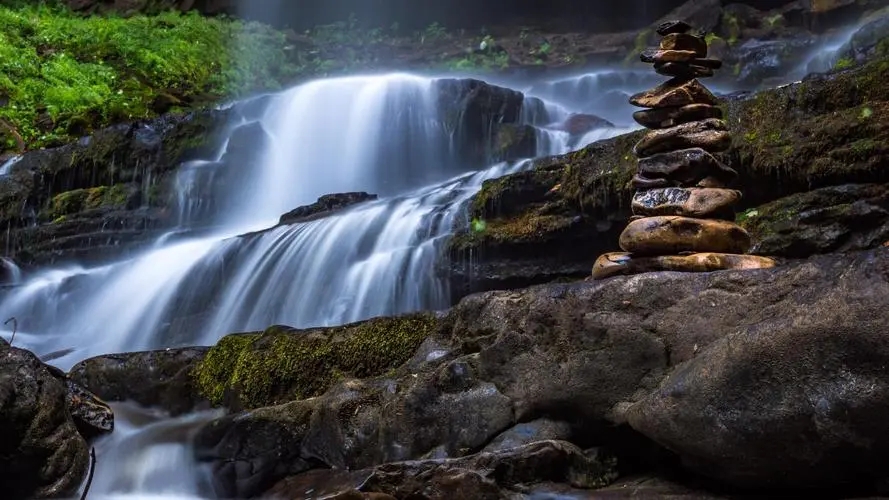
[632,187,741,218]
[634,119,731,158]
[619,216,752,256]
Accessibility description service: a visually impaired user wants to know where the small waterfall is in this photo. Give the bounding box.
[0,155,21,176]
[84,403,221,500]
[525,69,664,126]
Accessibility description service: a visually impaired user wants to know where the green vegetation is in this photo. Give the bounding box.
[193,313,439,409]
[834,57,856,70]
[0,3,297,150]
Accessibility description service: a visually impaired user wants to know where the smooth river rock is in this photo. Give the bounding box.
[636,147,737,185]
[619,216,751,256]
[659,33,707,56]
[634,118,731,158]
[654,61,715,79]
[629,78,718,109]
[691,58,723,69]
[632,187,741,218]
[633,104,723,129]
[592,251,777,280]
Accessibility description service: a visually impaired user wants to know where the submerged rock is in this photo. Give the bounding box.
[1,342,89,500]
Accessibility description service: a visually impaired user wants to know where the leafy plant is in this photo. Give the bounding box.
[0,3,298,150]
[834,57,855,71]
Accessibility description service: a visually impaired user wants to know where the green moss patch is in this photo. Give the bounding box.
[0,4,295,150]
[47,184,130,220]
[193,313,439,409]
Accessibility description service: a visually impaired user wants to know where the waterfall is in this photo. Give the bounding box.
[83,403,221,500]
[0,73,637,369]
[2,71,641,499]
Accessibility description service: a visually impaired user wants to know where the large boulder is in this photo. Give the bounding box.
[625,249,889,488]
[1,340,89,500]
[433,78,526,169]
[69,347,211,416]
[185,246,889,497]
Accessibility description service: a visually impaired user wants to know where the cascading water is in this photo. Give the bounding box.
[3,72,640,499]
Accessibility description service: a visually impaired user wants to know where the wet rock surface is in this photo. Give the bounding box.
[634,118,731,157]
[632,103,723,129]
[629,78,719,109]
[278,192,379,226]
[267,441,617,500]
[632,187,741,217]
[1,340,89,500]
[170,247,889,497]
[592,251,776,279]
[450,40,889,297]
[619,216,751,255]
[69,347,211,416]
[738,183,889,258]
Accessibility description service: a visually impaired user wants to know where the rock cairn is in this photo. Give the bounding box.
[593,20,776,280]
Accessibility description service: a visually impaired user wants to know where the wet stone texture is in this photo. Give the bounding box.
[593,20,775,280]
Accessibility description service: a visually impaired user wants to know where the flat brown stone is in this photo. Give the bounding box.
[632,187,741,217]
[629,78,718,109]
[654,62,714,79]
[636,147,737,185]
[619,216,751,256]
[691,58,723,69]
[656,20,693,36]
[640,49,699,64]
[632,174,675,190]
[634,119,731,157]
[633,104,723,129]
[592,251,777,280]
[659,33,707,57]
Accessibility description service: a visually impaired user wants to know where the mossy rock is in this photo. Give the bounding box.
[451,130,641,257]
[193,313,440,410]
[725,56,889,207]
[737,183,889,258]
[46,184,132,221]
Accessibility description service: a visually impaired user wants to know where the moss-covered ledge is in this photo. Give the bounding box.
[192,313,441,410]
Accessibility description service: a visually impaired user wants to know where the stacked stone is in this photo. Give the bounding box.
[593,21,776,280]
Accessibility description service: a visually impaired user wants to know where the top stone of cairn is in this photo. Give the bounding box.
[656,20,693,36]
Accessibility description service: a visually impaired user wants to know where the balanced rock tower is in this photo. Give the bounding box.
[593,20,776,280]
